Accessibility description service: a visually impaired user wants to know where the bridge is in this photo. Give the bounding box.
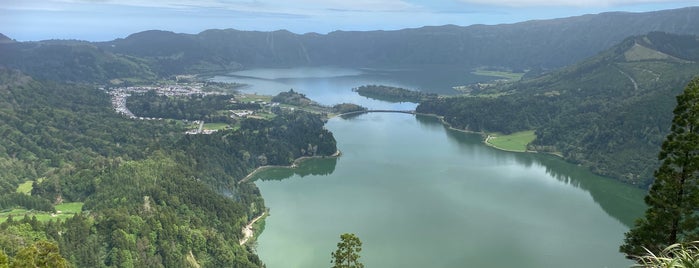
[335,109,417,117]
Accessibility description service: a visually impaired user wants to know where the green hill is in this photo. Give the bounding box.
[0,68,336,266]
[92,7,699,76]
[0,41,155,82]
[3,7,699,82]
[0,33,14,44]
[417,32,699,186]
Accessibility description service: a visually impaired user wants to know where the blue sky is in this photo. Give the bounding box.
[1,0,698,41]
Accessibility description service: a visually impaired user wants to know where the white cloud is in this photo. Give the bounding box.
[457,0,693,7]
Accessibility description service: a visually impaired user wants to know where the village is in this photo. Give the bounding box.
[104,83,287,135]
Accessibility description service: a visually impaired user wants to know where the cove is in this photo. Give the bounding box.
[253,113,646,268]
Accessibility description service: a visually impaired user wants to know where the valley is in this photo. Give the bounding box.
[1,5,699,267]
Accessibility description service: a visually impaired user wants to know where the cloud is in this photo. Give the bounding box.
[457,0,691,7]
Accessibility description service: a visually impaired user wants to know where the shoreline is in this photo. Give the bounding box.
[239,211,267,245]
[237,150,342,247]
[415,112,552,155]
[237,150,342,184]
[483,135,528,153]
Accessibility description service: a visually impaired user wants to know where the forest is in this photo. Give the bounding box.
[126,91,240,122]
[0,68,336,267]
[1,8,699,266]
[417,32,699,186]
[353,85,437,103]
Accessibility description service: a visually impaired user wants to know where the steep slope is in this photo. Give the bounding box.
[417,32,699,186]
[0,68,336,266]
[97,7,699,75]
[0,41,156,82]
[0,33,14,44]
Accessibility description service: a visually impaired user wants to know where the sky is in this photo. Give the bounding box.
[1,0,698,41]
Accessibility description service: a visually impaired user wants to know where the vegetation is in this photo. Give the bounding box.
[271,89,316,106]
[471,68,525,81]
[0,68,336,267]
[621,77,699,258]
[2,240,69,267]
[486,130,537,152]
[418,32,699,186]
[127,91,237,122]
[332,103,367,114]
[331,233,364,268]
[353,85,436,103]
[0,41,156,82]
[633,241,699,268]
[90,8,699,76]
[15,181,34,195]
[0,10,698,267]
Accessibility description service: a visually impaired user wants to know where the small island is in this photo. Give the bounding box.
[353,85,437,103]
[332,103,368,114]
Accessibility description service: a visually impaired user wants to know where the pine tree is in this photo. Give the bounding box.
[620,77,699,257]
[331,233,364,268]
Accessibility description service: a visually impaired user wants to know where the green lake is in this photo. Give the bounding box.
[252,113,646,268]
[215,67,647,267]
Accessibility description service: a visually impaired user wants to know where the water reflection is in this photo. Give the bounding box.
[423,113,647,227]
[249,157,338,181]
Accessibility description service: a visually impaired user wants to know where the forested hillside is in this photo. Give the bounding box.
[418,32,699,186]
[2,8,699,81]
[75,7,699,76]
[0,68,336,266]
[0,41,156,82]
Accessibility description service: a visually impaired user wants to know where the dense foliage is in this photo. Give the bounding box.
[353,85,436,103]
[0,68,336,267]
[271,89,316,106]
[92,7,699,75]
[332,103,367,114]
[127,91,237,122]
[0,41,155,82]
[633,241,699,267]
[418,33,699,185]
[621,77,699,258]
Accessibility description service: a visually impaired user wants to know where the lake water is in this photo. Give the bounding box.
[214,67,647,268]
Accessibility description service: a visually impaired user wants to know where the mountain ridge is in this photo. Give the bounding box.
[94,6,699,75]
[2,7,699,82]
[417,31,699,185]
[0,33,13,44]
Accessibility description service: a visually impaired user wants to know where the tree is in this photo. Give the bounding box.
[12,240,69,268]
[620,77,699,257]
[331,233,364,268]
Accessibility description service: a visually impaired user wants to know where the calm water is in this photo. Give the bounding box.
[216,67,647,268]
[212,66,494,107]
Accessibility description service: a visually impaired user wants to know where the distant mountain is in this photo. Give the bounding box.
[417,32,699,186]
[0,41,155,82]
[2,7,698,82]
[0,33,14,44]
[97,7,699,75]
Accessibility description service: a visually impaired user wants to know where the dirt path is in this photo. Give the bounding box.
[239,212,266,245]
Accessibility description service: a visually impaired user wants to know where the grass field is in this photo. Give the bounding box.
[237,94,273,103]
[16,181,34,194]
[486,130,536,152]
[472,68,525,81]
[0,202,84,223]
[203,122,230,130]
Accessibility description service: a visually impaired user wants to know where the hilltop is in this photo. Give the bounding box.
[2,7,699,84]
[0,33,14,44]
[94,7,699,76]
[418,32,699,186]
